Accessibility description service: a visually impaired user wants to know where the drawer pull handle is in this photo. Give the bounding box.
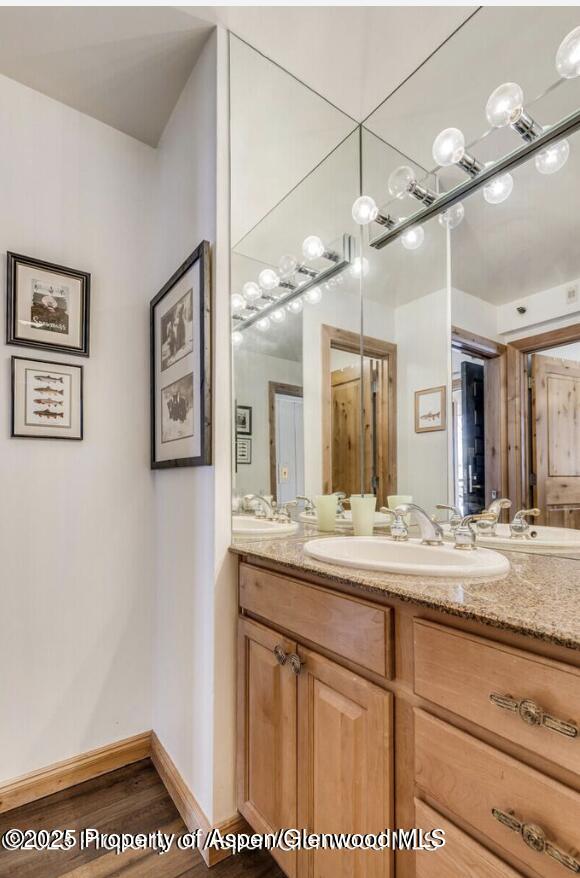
[489,693,578,739]
[273,645,287,666]
[287,653,303,675]
[492,808,580,873]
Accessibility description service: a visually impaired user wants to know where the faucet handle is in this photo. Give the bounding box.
[296,495,315,513]
[510,508,540,537]
[454,512,496,550]
[379,507,408,541]
[436,504,463,529]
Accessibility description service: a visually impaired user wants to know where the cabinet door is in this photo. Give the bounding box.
[297,647,393,878]
[237,617,297,877]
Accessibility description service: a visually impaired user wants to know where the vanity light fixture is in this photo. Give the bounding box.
[302,235,340,263]
[432,128,483,177]
[304,285,323,304]
[388,165,437,205]
[278,253,297,278]
[258,268,280,291]
[438,202,465,229]
[350,256,370,278]
[351,195,397,228]
[483,171,514,204]
[271,307,286,323]
[535,138,570,174]
[232,330,243,347]
[287,297,304,314]
[242,281,262,302]
[556,26,580,79]
[231,292,245,311]
[401,225,424,250]
[256,316,271,331]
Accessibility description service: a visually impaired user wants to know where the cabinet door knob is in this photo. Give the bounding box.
[489,693,578,739]
[492,808,580,872]
[273,645,287,666]
[287,653,303,675]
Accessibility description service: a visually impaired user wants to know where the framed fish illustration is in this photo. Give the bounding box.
[415,385,447,433]
[11,356,83,440]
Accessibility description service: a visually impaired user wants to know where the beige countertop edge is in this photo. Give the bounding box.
[229,537,580,651]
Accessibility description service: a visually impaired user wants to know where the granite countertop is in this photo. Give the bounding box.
[230,525,580,650]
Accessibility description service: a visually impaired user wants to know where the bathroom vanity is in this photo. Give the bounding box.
[232,533,580,878]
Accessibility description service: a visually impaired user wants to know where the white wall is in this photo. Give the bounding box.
[234,350,302,497]
[497,274,580,340]
[451,287,500,341]
[0,74,156,782]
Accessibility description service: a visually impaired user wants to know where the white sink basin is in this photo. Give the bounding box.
[232,515,299,537]
[469,523,580,555]
[304,536,510,579]
[299,510,392,529]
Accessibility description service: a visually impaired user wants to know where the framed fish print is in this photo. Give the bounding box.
[6,252,90,356]
[11,356,83,440]
[415,385,447,433]
[150,241,211,468]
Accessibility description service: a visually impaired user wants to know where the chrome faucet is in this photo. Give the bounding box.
[510,508,540,538]
[477,498,512,535]
[275,500,297,522]
[296,495,315,514]
[454,512,497,550]
[436,504,463,531]
[395,503,444,546]
[379,508,409,541]
[243,494,274,520]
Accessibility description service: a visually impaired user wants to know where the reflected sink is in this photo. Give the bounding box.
[299,510,392,529]
[468,523,580,555]
[232,515,299,537]
[304,536,510,579]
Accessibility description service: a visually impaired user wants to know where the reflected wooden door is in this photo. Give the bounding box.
[331,362,372,498]
[531,353,580,527]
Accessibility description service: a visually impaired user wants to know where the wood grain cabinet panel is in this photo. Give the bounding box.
[415,800,524,878]
[415,710,580,878]
[297,647,393,878]
[237,617,298,878]
[240,563,392,678]
[413,620,580,776]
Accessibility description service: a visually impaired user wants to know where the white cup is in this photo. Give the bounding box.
[350,494,377,536]
[315,495,338,532]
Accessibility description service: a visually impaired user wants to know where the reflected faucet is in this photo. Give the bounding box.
[477,498,512,535]
[510,508,540,538]
[395,503,444,546]
[243,494,274,520]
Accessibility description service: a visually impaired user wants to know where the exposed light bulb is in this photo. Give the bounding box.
[535,138,570,174]
[483,172,514,204]
[302,235,325,260]
[305,286,322,304]
[556,26,580,79]
[401,226,424,250]
[256,316,271,332]
[271,308,286,323]
[432,127,465,166]
[278,254,297,278]
[350,256,369,278]
[287,297,304,314]
[242,281,261,302]
[486,82,524,128]
[232,330,243,347]
[388,165,415,198]
[231,292,245,311]
[258,268,279,291]
[438,202,465,230]
[351,195,378,225]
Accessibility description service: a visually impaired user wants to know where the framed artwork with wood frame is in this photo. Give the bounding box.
[6,252,90,357]
[11,355,83,440]
[415,385,447,433]
[150,241,211,469]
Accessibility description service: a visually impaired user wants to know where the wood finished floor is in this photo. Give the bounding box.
[0,760,284,878]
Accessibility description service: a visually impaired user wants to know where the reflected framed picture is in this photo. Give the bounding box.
[236,405,252,435]
[236,436,252,465]
[11,355,83,440]
[6,252,90,356]
[150,241,211,468]
[415,385,446,433]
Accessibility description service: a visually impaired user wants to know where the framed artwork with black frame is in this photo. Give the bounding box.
[11,355,83,440]
[6,252,91,356]
[236,404,252,435]
[150,241,211,469]
[236,436,252,465]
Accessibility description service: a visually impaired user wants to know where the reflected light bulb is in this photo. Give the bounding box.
[535,138,570,174]
[305,285,322,304]
[350,256,369,278]
[278,254,297,278]
[231,292,245,312]
[256,316,271,331]
[486,82,524,128]
[232,330,243,347]
[388,165,415,198]
[556,26,580,79]
[483,172,514,204]
[432,128,465,166]
[302,235,325,260]
[258,268,279,291]
[351,195,378,225]
[287,297,304,314]
[401,226,424,250]
[271,307,286,323]
[438,202,465,230]
[242,281,261,302]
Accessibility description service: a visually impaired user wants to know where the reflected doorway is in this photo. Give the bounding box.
[268,382,304,503]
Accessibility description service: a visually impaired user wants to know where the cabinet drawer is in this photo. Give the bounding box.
[415,800,523,878]
[414,620,580,776]
[239,563,392,678]
[415,710,580,878]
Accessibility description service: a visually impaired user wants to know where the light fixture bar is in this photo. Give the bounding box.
[370,106,580,250]
[235,234,354,332]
